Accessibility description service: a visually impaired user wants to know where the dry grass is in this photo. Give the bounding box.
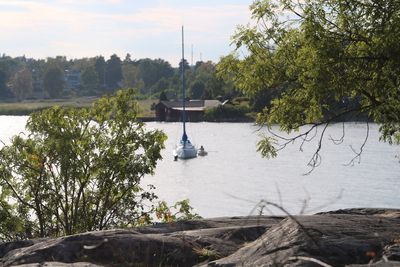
[0,97,157,118]
[193,247,221,261]
[137,99,157,117]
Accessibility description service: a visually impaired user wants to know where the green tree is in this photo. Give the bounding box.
[122,64,144,89]
[201,89,212,100]
[95,56,106,88]
[190,80,205,99]
[80,66,99,95]
[9,68,33,101]
[0,56,22,98]
[124,53,132,63]
[137,58,174,93]
[43,66,64,98]
[152,77,170,95]
[0,69,11,98]
[0,56,22,79]
[0,89,166,237]
[155,199,201,223]
[105,54,123,88]
[27,59,46,94]
[46,56,71,72]
[179,59,190,74]
[218,0,400,167]
[159,91,168,101]
[193,60,237,99]
[191,62,213,98]
[0,197,27,241]
[72,57,97,72]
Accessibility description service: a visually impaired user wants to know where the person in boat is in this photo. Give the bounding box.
[198,145,207,156]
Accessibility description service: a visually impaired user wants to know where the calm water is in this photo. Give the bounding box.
[1,116,399,218]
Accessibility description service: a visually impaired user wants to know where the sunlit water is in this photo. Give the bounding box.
[1,116,399,218]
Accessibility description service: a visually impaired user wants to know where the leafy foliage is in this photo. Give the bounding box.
[105,54,123,88]
[9,68,33,101]
[137,58,174,91]
[122,64,144,90]
[159,91,168,101]
[0,69,9,97]
[0,197,26,241]
[0,56,21,98]
[190,80,206,99]
[80,66,99,95]
[204,104,251,122]
[43,66,64,98]
[94,56,106,88]
[0,89,167,238]
[218,0,400,158]
[155,199,201,223]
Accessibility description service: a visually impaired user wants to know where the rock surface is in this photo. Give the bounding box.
[0,209,399,267]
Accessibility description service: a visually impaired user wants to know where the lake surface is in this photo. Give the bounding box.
[1,116,399,218]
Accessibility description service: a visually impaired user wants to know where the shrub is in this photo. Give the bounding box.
[204,104,252,122]
[0,89,167,238]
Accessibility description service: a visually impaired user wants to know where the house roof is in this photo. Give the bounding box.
[158,100,221,110]
[172,107,204,111]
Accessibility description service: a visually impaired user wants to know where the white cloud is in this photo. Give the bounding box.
[59,0,122,4]
[0,1,252,63]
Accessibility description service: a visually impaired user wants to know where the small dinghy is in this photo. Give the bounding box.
[197,145,208,156]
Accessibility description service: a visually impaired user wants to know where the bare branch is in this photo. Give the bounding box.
[329,122,345,145]
[345,121,369,166]
[256,200,319,248]
[300,127,318,152]
[304,123,330,175]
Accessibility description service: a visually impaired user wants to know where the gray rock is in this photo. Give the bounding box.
[12,262,102,267]
[383,243,400,261]
[1,209,400,267]
[347,260,400,267]
[206,211,400,266]
[0,216,281,267]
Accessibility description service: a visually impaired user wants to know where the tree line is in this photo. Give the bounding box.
[0,54,238,102]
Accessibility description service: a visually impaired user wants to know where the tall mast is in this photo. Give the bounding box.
[181,25,187,143]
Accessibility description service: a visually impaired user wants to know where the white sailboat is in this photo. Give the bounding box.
[173,26,198,160]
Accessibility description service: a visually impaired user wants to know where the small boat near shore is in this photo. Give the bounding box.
[197,145,208,156]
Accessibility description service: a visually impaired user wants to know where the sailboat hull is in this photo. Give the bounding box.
[173,143,198,159]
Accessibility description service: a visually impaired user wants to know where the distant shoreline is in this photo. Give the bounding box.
[0,98,371,123]
[0,98,256,122]
[0,111,371,124]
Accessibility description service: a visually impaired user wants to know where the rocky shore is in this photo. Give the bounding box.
[1,208,399,266]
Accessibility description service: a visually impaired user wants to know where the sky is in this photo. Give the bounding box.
[0,0,254,66]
